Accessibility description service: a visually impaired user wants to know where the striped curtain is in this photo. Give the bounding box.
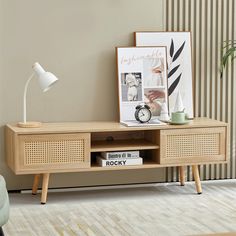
[164,0,236,181]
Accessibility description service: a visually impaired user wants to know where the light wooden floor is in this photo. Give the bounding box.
[3,180,236,236]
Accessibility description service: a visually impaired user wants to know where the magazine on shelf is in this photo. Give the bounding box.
[96,156,143,167]
[101,151,139,159]
[120,119,167,127]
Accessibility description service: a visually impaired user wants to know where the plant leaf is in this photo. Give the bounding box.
[222,47,236,67]
[220,48,236,78]
[222,39,236,44]
[170,39,174,57]
[168,64,180,78]
[222,42,236,49]
[168,73,182,96]
[231,55,236,62]
[220,40,236,78]
[172,41,186,62]
[221,55,236,77]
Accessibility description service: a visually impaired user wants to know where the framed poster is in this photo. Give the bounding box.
[135,31,194,118]
[116,47,168,122]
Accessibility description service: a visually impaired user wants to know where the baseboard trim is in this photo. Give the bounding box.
[19,178,234,194]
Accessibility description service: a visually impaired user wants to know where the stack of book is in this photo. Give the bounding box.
[96,151,143,167]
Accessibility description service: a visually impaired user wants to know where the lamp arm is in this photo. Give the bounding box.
[23,72,35,123]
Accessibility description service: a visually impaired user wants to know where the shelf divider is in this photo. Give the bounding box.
[91,139,159,152]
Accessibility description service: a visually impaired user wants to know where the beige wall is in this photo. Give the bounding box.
[0,0,165,190]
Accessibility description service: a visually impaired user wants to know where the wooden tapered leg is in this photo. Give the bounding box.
[192,165,202,194]
[41,173,50,204]
[179,166,185,186]
[32,174,41,195]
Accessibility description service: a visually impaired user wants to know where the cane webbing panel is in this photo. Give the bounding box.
[24,140,85,165]
[166,133,220,159]
[19,133,89,166]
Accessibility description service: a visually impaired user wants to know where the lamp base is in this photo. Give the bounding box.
[18,121,42,128]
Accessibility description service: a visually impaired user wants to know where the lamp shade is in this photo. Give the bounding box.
[18,62,59,128]
[33,62,58,92]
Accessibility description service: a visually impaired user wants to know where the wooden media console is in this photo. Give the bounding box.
[5,118,229,204]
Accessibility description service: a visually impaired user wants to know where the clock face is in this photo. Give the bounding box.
[136,107,152,123]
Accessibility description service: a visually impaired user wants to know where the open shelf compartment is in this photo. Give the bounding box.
[91,130,159,151]
[90,130,160,167]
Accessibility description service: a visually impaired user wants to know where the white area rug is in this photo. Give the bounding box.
[4,180,236,236]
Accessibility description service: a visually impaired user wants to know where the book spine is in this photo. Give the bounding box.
[101,151,139,160]
[97,156,143,167]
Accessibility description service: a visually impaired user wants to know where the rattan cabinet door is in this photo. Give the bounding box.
[17,133,90,173]
[160,127,227,164]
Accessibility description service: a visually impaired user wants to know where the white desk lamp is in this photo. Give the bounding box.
[18,62,58,128]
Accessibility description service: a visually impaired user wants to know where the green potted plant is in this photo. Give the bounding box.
[221,40,236,77]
